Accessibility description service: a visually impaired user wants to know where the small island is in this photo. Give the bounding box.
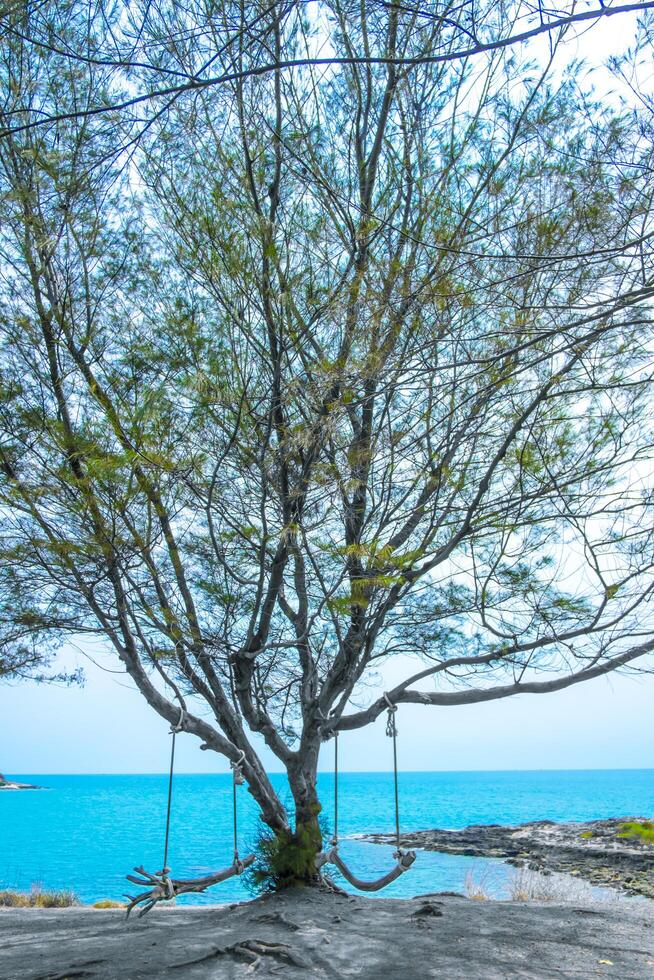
[367,817,654,899]
[0,772,42,790]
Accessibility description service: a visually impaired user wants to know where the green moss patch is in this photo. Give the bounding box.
[617,820,654,844]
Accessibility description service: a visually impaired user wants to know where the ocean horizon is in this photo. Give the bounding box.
[2,769,652,905]
[7,765,654,775]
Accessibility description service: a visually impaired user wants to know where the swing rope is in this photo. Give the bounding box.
[332,728,339,845]
[162,705,185,878]
[384,693,401,851]
[230,750,246,867]
[318,694,415,891]
[162,707,247,872]
[124,708,255,917]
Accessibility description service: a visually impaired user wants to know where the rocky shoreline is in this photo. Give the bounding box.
[367,817,654,900]
[0,773,42,790]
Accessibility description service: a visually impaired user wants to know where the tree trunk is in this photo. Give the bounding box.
[262,745,323,888]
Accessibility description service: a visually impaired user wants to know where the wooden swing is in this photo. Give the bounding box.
[124,707,254,917]
[317,696,416,890]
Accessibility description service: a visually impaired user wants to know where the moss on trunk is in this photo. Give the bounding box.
[249,807,323,892]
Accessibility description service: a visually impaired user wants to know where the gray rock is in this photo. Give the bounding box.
[367,817,654,899]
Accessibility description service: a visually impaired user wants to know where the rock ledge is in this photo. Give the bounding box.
[0,773,42,790]
[367,817,654,899]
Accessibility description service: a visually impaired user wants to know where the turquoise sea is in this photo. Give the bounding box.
[1,770,652,905]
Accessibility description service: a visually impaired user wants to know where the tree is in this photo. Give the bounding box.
[1,0,653,882]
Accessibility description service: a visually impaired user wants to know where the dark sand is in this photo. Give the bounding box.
[1,888,653,979]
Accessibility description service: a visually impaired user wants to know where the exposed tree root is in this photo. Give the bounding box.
[170,938,309,971]
[253,910,301,931]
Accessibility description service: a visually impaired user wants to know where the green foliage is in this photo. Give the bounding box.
[244,816,324,894]
[617,821,654,844]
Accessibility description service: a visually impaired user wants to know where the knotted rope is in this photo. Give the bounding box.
[328,696,402,852]
[123,705,255,916]
[384,693,401,851]
[230,750,247,867]
[313,695,416,891]
[332,728,339,846]
[160,704,185,897]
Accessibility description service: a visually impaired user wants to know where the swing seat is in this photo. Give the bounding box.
[124,854,255,917]
[317,845,416,892]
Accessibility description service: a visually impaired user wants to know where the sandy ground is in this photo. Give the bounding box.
[1,888,653,980]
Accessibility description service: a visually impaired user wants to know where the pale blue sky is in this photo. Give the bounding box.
[2,641,652,775]
[3,12,651,781]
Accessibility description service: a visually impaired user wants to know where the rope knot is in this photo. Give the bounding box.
[317,706,341,741]
[156,868,175,900]
[170,705,185,734]
[315,706,332,742]
[231,749,246,786]
[384,693,398,737]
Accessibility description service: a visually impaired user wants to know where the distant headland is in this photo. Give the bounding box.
[0,773,42,790]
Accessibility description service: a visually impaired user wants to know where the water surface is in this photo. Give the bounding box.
[2,769,651,904]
